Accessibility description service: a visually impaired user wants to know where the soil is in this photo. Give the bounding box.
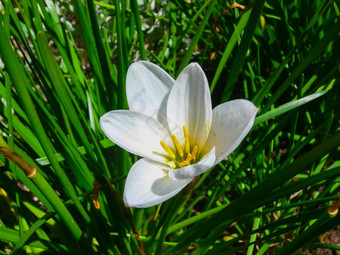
[304,224,340,255]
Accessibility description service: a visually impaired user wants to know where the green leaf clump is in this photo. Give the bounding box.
[0,0,339,254]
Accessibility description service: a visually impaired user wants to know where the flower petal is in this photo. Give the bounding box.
[126,61,174,124]
[167,63,212,150]
[100,110,172,163]
[124,159,192,208]
[203,99,258,164]
[168,147,216,180]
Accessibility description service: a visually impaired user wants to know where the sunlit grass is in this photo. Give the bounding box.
[0,0,339,254]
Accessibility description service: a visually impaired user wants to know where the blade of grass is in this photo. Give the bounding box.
[220,0,265,102]
[131,0,146,60]
[0,23,90,241]
[86,0,116,106]
[254,90,326,125]
[36,31,109,179]
[0,137,93,253]
[73,0,109,112]
[165,131,340,253]
[113,0,132,189]
[36,32,95,163]
[12,212,55,254]
[276,209,340,255]
[176,0,218,76]
[261,20,340,113]
[252,0,333,106]
[210,8,252,93]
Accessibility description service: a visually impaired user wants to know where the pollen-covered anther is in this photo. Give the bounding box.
[160,141,176,159]
[172,134,184,157]
[179,160,190,167]
[183,126,190,154]
[192,146,198,160]
[160,126,199,169]
[168,161,176,168]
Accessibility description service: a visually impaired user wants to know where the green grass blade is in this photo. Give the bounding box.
[220,0,265,102]
[276,211,340,255]
[12,212,55,254]
[131,0,146,60]
[0,23,89,240]
[176,0,218,76]
[210,8,252,93]
[254,91,326,125]
[261,20,340,113]
[165,131,340,253]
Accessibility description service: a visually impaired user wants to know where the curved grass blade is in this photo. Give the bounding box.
[0,23,90,242]
[220,0,265,102]
[176,0,218,76]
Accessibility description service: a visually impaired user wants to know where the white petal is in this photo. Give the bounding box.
[100,110,172,163]
[123,159,192,208]
[204,100,258,164]
[126,61,174,124]
[167,63,212,149]
[168,147,216,180]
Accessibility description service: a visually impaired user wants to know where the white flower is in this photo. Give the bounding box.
[100,61,258,208]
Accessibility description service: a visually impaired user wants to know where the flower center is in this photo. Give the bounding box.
[160,126,198,169]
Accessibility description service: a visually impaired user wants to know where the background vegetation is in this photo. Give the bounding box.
[0,0,339,254]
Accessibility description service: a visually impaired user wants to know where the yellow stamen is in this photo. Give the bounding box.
[160,141,176,159]
[168,161,176,168]
[183,126,190,154]
[179,161,190,167]
[160,126,199,169]
[191,146,198,160]
[171,134,184,157]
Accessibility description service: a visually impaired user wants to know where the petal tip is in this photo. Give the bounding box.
[128,61,138,68]
[123,194,132,207]
[127,61,147,72]
[241,100,259,115]
[127,61,143,74]
[189,62,202,70]
[99,115,107,131]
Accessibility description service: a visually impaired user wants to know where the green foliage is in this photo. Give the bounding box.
[0,0,339,254]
